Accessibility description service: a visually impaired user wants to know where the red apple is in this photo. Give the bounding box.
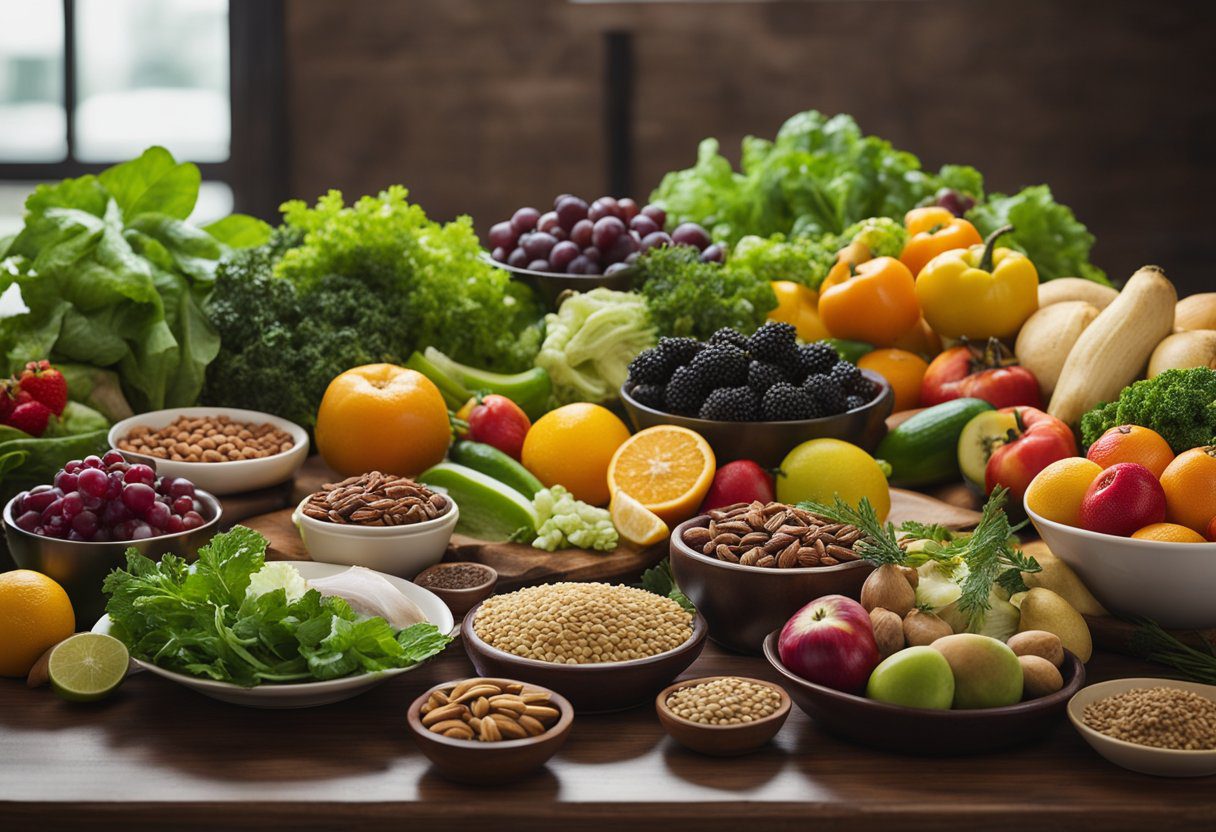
[777,594,880,693]
[466,394,531,460]
[1079,462,1166,537]
[699,460,775,512]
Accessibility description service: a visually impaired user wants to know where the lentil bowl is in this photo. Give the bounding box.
[656,675,791,756]
[460,583,708,712]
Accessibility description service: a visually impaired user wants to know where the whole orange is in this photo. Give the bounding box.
[1025,457,1103,528]
[315,364,450,476]
[1086,424,1175,478]
[521,403,631,505]
[1130,523,1208,543]
[858,348,929,411]
[1160,446,1216,533]
[0,570,75,677]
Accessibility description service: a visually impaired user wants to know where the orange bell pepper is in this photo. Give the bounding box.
[818,256,920,346]
[900,206,983,278]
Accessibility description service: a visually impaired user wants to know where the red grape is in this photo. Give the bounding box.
[604,233,637,263]
[591,216,625,250]
[567,255,591,274]
[523,232,557,260]
[641,205,666,228]
[15,511,39,532]
[145,501,171,529]
[63,459,83,474]
[583,246,601,264]
[527,259,551,272]
[618,198,640,221]
[83,455,103,469]
[605,262,630,275]
[129,522,154,541]
[60,491,83,519]
[102,450,125,466]
[102,500,131,527]
[124,464,156,486]
[491,246,507,262]
[537,211,561,234]
[71,510,99,537]
[506,247,529,268]
[672,223,712,250]
[489,221,518,250]
[640,231,672,251]
[570,219,594,248]
[122,483,156,516]
[166,478,195,500]
[510,207,540,234]
[182,511,205,531]
[172,495,194,515]
[549,240,580,271]
[629,215,659,237]
[555,196,588,230]
[553,193,574,208]
[166,515,185,534]
[701,244,725,263]
[78,467,108,498]
[588,197,621,222]
[54,470,78,493]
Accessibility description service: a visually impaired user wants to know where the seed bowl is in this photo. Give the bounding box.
[656,675,791,756]
[413,562,498,619]
[619,369,893,468]
[407,677,574,784]
[461,598,709,712]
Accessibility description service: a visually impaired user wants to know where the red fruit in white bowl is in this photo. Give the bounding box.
[1079,462,1166,537]
[699,460,774,512]
[777,594,880,693]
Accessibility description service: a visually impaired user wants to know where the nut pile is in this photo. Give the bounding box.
[302,471,450,527]
[1083,687,1216,750]
[421,679,560,742]
[682,501,869,568]
[665,677,784,725]
[118,415,294,462]
[473,582,693,664]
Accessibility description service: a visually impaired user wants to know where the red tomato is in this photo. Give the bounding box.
[466,394,531,460]
[985,407,1077,500]
[921,338,1041,409]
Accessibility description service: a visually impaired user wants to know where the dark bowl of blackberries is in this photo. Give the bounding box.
[484,194,722,308]
[620,323,894,469]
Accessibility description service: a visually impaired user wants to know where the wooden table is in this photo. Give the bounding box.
[1,640,1211,831]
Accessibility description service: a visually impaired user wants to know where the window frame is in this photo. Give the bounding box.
[0,0,286,220]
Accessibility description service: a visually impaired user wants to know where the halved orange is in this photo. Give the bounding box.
[607,426,716,525]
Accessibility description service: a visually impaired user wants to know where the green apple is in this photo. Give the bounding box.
[865,646,955,710]
[931,633,1024,709]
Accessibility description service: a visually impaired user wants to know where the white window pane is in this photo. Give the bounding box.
[74,0,229,162]
[191,181,233,226]
[0,181,38,236]
[0,0,66,161]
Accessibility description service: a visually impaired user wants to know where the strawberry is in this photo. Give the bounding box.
[18,360,67,416]
[0,382,31,424]
[7,400,52,437]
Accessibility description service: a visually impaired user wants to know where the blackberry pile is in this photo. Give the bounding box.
[624,322,878,422]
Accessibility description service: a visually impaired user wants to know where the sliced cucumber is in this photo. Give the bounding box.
[878,398,994,487]
[418,462,538,542]
[450,440,544,498]
[957,409,1020,489]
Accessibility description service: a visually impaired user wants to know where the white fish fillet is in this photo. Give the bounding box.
[306,566,429,628]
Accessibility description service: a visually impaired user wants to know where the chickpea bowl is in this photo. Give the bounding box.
[108,407,309,496]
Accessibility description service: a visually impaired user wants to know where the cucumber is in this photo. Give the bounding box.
[450,440,544,498]
[418,462,538,542]
[423,347,552,420]
[877,398,995,487]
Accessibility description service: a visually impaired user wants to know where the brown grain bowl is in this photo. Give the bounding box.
[670,515,873,655]
[413,562,498,619]
[619,369,893,468]
[406,678,574,784]
[460,600,709,713]
[762,630,1086,755]
[656,675,791,756]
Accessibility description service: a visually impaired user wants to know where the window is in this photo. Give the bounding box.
[0,0,283,235]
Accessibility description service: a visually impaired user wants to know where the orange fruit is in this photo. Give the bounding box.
[1131,523,1208,543]
[768,281,830,342]
[889,316,943,357]
[607,426,716,525]
[1160,446,1216,533]
[857,348,929,411]
[1025,457,1103,528]
[1206,515,1216,542]
[315,364,451,476]
[1086,424,1175,478]
[522,403,630,505]
[0,570,75,677]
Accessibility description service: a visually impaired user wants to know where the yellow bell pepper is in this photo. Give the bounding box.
[768,280,830,342]
[915,225,1038,340]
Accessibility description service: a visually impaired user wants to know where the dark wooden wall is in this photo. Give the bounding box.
[282,0,1216,294]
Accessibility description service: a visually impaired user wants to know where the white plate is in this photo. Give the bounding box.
[93,561,455,709]
[107,407,310,496]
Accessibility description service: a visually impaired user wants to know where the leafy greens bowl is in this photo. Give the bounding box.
[93,530,455,709]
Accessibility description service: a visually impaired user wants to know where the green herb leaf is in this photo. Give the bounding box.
[796,496,908,566]
[638,558,695,613]
[898,521,956,544]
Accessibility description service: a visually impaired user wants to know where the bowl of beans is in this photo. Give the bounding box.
[460,582,708,712]
[109,407,309,496]
[656,675,791,756]
[292,472,459,578]
[1067,679,1216,777]
[669,500,875,654]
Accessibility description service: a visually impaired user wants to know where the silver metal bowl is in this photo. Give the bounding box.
[3,489,223,627]
[619,369,894,469]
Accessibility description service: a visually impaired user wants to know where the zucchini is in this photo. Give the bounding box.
[877,398,994,487]
[450,440,544,498]
[418,462,538,542]
[423,347,552,420]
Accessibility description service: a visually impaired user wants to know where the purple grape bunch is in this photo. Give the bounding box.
[12,450,207,542]
[489,194,721,275]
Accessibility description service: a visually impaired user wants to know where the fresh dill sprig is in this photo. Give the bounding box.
[1129,617,1216,684]
[898,521,955,544]
[798,497,920,566]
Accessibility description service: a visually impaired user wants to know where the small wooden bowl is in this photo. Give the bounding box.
[461,600,709,712]
[656,675,791,756]
[406,678,574,784]
[413,562,498,619]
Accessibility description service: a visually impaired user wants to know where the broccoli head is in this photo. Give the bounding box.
[1080,368,1216,453]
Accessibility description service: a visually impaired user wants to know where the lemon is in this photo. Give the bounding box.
[48,633,129,702]
[0,569,75,677]
[775,438,891,520]
[1024,457,1102,528]
[611,490,670,548]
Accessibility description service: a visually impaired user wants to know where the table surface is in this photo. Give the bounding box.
[2,640,1212,832]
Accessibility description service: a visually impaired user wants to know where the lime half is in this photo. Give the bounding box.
[48,633,129,702]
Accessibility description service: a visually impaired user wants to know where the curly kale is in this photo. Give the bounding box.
[1080,368,1216,453]
[634,245,776,340]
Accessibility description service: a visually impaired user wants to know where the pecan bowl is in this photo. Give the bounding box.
[669,510,873,655]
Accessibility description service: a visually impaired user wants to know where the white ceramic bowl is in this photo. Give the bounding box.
[292,493,458,578]
[108,407,309,496]
[1068,678,1216,777]
[92,561,455,708]
[1025,501,1216,629]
